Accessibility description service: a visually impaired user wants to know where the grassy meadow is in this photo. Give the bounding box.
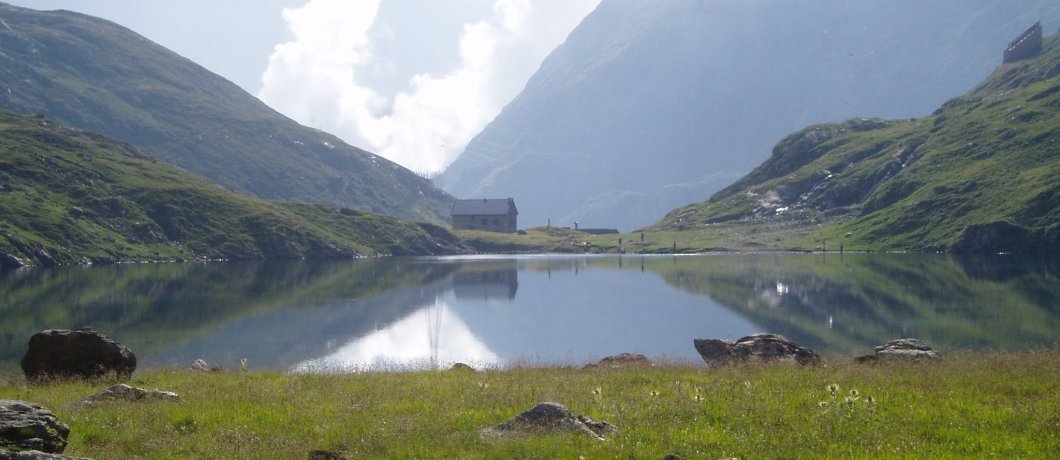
[2,352,1057,459]
[457,224,827,254]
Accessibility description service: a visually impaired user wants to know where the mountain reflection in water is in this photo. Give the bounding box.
[0,254,1055,373]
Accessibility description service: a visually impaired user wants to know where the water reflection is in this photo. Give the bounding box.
[648,253,1059,354]
[452,261,518,301]
[0,254,1056,373]
[295,299,500,372]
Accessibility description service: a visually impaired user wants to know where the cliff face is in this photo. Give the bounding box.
[656,33,1060,254]
[438,0,1060,231]
[0,3,453,224]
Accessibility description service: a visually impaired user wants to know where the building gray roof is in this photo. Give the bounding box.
[451,198,518,216]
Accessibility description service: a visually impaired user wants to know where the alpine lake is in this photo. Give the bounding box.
[1,253,1057,374]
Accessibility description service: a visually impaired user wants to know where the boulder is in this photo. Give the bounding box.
[32,250,55,267]
[308,450,348,460]
[81,384,179,405]
[189,359,224,372]
[483,402,617,440]
[856,338,939,363]
[584,353,651,369]
[0,253,27,269]
[694,333,820,366]
[449,363,475,372]
[0,450,93,459]
[0,400,69,454]
[21,329,136,382]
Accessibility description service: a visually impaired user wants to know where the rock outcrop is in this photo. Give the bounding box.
[189,359,224,372]
[694,333,820,366]
[584,353,651,369]
[0,400,70,454]
[950,221,1058,255]
[21,329,136,381]
[81,384,179,405]
[0,450,92,459]
[0,253,28,269]
[856,338,940,363]
[308,450,348,460]
[483,402,617,440]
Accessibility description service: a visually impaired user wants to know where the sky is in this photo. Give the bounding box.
[5,0,600,175]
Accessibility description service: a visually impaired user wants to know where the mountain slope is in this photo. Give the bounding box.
[438,0,1060,231]
[655,32,1060,254]
[0,110,467,267]
[0,3,452,223]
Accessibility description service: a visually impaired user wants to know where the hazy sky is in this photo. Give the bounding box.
[5,0,599,175]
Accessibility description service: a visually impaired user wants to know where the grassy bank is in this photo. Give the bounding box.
[2,352,1058,458]
[458,223,828,254]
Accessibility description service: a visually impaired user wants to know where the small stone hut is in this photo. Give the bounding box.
[451,198,518,233]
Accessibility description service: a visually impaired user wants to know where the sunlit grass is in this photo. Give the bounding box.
[2,351,1057,458]
[458,223,826,254]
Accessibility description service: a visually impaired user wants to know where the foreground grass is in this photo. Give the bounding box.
[2,353,1058,459]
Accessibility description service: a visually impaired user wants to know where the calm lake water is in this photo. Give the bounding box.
[1,254,1057,373]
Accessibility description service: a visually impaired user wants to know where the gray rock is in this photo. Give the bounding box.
[0,400,69,454]
[0,450,93,459]
[584,353,651,369]
[694,333,820,366]
[484,402,618,440]
[449,363,475,372]
[21,329,136,382]
[308,450,348,460]
[189,359,224,372]
[81,384,179,405]
[0,253,27,269]
[856,338,939,363]
[32,250,55,267]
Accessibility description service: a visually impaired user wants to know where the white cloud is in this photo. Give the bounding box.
[259,0,600,175]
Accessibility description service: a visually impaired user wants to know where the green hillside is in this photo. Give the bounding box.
[0,110,467,267]
[655,32,1060,254]
[0,3,452,223]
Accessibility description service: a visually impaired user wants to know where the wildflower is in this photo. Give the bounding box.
[827,383,839,394]
[477,382,489,389]
[849,388,859,397]
[865,395,876,404]
[591,387,602,396]
[843,396,857,405]
[240,357,248,373]
[818,401,829,408]
[693,394,704,402]
[650,390,661,397]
